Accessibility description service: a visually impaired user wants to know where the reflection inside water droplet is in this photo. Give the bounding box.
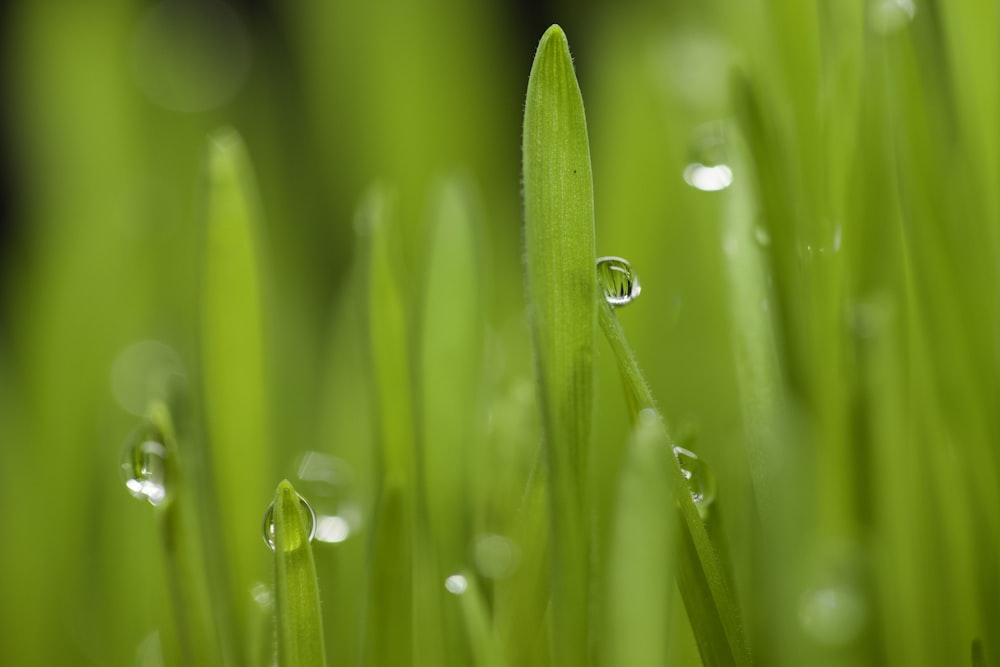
[120,425,170,506]
[673,446,716,517]
[444,574,468,595]
[262,494,317,551]
[294,451,363,543]
[597,256,642,306]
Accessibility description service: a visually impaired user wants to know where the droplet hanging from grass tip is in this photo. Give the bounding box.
[673,445,716,518]
[597,256,642,306]
[262,493,317,551]
[120,424,170,507]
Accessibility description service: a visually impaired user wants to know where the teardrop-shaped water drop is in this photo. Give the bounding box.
[597,256,642,306]
[120,425,170,506]
[262,493,317,551]
[673,445,716,517]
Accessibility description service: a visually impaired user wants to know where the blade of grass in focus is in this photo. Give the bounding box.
[271,480,327,667]
[200,128,272,657]
[522,25,596,666]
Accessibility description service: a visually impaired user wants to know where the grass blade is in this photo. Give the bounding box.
[599,303,751,666]
[200,127,272,651]
[271,480,327,667]
[522,24,596,666]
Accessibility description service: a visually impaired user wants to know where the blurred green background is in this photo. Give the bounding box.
[1,0,997,665]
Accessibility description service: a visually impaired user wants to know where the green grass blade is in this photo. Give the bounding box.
[600,408,676,667]
[200,127,272,650]
[449,571,505,667]
[599,303,751,667]
[271,480,327,667]
[522,24,596,666]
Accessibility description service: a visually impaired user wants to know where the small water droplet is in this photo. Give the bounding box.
[684,163,733,191]
[870,0,916,34]
[474,534,521,580]
[262,494,317,551]
[597,256,642,306]
[754,227,771,247]
[250,582,274,610]
[134,630,164,667]
[444,574,468,595]
[799,584,868,646]
[120,425,170,506]
[673,446,716,517]
[683,122,733,191]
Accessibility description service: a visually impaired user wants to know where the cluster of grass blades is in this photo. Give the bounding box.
[3,6,999,666]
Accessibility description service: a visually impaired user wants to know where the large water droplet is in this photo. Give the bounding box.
[294,451,362,543]
[683,122,733,191]
[120,425,170,506]
[473,534,521,580]
[262,494,317,551]
[444,574,468,595]
[673,446,716,517]
[597,256,642,306]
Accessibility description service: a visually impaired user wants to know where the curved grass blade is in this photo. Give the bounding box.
[271,480,327,667]
[200,127,272,649]
[522,24,596,666]
[600,408,676,667]
[599,303,751,667]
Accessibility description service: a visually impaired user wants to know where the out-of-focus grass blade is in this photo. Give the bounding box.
[600,408,675,667]
[522,24,596,666]
[357,186,444,666]
[145,399,226,667]
[448,571,505,667]
[420,174,483,570]
[599,303,751,667]
[364,477,412,667]
[271,480,327,667]
[200,127,272,651]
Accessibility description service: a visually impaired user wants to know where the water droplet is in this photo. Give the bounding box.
[120,425,170,506]
[132,0,252,113]
[262,494,317,551]
[293,451,362,543]
[250,582,274,610]
[683,163,733,191]
[110,341,184,416]
[673,446,716,517]
[723,234,740,259]
[473,534,521,580]
[597,256,642,306]
[799,584,868,646]
[444,574,468,595]
[683,122,733,191]
[134,630,164,667]
[870,0,916,34]
[754,227,772,247]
